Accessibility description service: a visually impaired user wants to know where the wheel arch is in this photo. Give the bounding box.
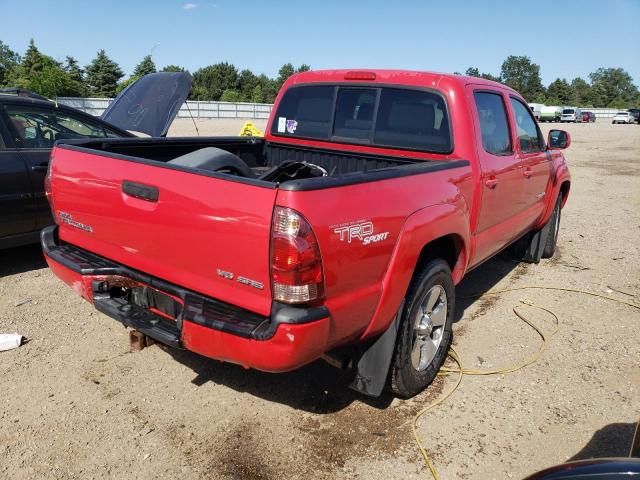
[359,202,470,341]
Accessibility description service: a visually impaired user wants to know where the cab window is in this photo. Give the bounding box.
[473,92,512,156]
[509,98,544,153]
[4,105,118,149]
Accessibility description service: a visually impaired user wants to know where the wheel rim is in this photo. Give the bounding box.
[411,285,448,371]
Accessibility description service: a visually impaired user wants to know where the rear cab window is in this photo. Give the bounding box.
[271,85,452,154]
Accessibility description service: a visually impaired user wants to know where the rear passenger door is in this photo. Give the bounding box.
[0,115,35,237]
[508,97,552,227]
[468,89,531,264]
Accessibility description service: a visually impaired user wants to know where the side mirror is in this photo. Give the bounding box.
[548,129,571,149]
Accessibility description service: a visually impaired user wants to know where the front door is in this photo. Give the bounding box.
[508,97,552,227]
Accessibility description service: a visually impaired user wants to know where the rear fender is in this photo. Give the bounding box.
[359,201,470,341]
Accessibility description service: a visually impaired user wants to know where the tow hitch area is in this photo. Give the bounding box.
[91,278,184,349]
[129,330,157,352]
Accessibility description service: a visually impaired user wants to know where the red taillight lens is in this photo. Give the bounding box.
[271,207,324,304]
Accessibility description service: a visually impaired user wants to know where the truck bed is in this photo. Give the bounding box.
[56,136,460,190]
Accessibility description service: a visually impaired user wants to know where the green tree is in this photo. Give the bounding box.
[251,83,263,103]
[4,39,83,97]
[161,65,185,72]
[238,69,258,101]
[569,77,592,107]
[0,40,20,86]
[85,50,124,97]
[297,64,311,73]
[133,55,156,77]
[276,63,295,90]
[63,56,87,96]
[220,89,243,102]
[191,62,238,100]
[588,67,639,107]
[546,78,571,105]
[257,74,278,103]
[500,55,546,102]
[465,66,500,82]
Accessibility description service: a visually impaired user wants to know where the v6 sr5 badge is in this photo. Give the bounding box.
[332,220,390,246]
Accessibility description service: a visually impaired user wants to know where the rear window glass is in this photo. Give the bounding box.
[271,85,452,153]
[272,85,334,138]
[562,109,575,114]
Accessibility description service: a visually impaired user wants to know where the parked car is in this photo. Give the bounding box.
[560,107,583,122]
[627,108,640,124]
[612,111,636,124]
[528,103,543,121]
[582,111,596,122]
[540,105,562,122]
[43,69,571,398]
[0,72,191,249]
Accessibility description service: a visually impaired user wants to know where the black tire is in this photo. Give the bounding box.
[389,259,454,398]
[543,195,562,258]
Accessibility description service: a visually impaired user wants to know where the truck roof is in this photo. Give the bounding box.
[286,69,514,92]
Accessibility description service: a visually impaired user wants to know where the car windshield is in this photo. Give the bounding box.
[562,109,574,114]
[617,112,629,116]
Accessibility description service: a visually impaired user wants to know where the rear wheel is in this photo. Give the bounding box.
[390,259,454,398]
[543,195,562,258]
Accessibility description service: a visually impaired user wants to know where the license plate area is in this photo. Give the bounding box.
[96,277,184,322]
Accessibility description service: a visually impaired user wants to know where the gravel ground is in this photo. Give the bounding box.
[1,119,638,480]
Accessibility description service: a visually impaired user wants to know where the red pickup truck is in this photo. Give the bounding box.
[42,70,571,398]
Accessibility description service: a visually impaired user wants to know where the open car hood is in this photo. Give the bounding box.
[101,72,192,137]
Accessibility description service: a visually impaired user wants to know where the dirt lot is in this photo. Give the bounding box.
[1,119,638,479]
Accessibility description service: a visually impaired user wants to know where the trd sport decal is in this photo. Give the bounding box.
[332,220,390,246]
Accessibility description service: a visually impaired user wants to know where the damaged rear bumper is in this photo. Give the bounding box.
[41,225,330,372]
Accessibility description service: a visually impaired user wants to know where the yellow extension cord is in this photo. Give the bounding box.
[411,286,640,480]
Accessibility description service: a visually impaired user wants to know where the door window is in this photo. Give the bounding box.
[4,105,117,149]
[509,98,544,153]
[473,92,512,156]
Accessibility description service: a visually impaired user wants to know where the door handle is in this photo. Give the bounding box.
[523,167,532,178]
[31,162,49,172]
[122,181,159,202]
[485,177,498,188]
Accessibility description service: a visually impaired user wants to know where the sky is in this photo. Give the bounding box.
[1,0,639,87]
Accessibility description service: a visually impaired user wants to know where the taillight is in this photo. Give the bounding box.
[44,158,55,224]
[271,207,324,304]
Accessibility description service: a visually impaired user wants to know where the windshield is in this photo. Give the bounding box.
[272,85,452,153]
[562,109,575,114]
[616,112,629,116]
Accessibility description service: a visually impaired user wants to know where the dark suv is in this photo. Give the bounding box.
[0,72,192,249]
[0,92,132,249]
[629,109,640,124]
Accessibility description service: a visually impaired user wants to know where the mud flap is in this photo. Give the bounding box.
[349,302,404,397]
[521,218,551,264]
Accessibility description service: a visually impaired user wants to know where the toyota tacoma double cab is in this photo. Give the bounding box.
[42,70,571,398]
